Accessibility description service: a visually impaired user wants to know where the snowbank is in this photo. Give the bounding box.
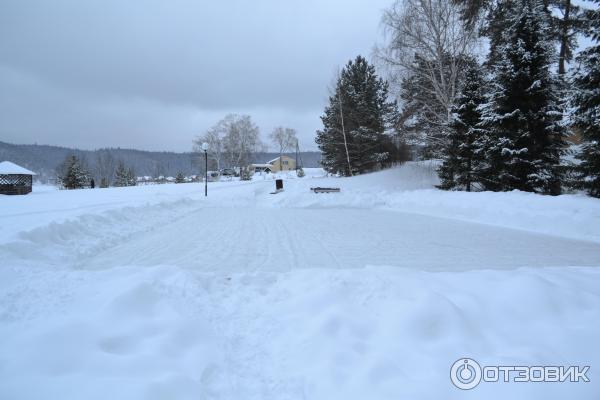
[0,180,257,243]
[1,263,599,399]
[265,161,600,243]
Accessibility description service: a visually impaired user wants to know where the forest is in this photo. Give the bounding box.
[316,0,600,197]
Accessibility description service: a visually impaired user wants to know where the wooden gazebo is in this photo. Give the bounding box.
[0,161,36,195]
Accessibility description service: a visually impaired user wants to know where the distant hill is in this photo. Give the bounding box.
[0,141,322,183]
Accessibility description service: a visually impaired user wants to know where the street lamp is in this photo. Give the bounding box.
[202,142,209,196]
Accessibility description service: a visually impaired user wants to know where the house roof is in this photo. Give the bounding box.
[0,161,36,175]
[267,155,294,164]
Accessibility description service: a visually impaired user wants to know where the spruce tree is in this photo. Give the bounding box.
[175,172,185,183]
[572,0,600,197]
[127,167,137,186]
[316,56,399,175]
[478,0,566,194]
[59,155,89,189]
[438,61,486,191]
[114,161,129,187]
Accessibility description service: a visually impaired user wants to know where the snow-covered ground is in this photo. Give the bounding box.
[1,162,599,399]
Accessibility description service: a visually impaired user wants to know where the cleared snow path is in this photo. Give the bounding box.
[81,207,600,272]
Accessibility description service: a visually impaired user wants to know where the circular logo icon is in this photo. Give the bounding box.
[450,358,482,390]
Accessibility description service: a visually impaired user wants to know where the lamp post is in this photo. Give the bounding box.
[202,142,209,196]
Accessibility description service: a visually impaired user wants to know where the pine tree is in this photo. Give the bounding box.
[572,0,600,197]
[437,61,486,191]
[316,56,399,176]
[175,172,185,183]
[127,167,137,186]
[114,161,129,187]
[478,0,566,194]
[58,155,89,189]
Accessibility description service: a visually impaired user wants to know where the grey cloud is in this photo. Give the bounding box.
[0,0,390,151]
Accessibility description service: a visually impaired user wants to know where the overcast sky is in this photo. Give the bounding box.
[0,0,391,152]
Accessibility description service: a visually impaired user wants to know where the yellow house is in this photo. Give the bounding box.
[268,155,296,172]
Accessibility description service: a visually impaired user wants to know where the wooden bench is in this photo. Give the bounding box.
[310,187,340,193]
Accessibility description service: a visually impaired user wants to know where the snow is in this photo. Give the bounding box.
[1,161,600,399]
[0,160,36,175]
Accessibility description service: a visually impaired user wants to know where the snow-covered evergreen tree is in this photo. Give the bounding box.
[478,0,566,194]
[113,162,137,187]
[316,56,399,175]
[175,172,185,183]
[572,0,600,197]
[59,155,90,190]
[127,167,137,186]
[438,61,486,191]
[114,161,129,187]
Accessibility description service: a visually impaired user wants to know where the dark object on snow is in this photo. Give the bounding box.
[220,168,237,177]
[0,161,35,195]
[270,179,284,194]
[90,178,95,189]
[311,187,340,193]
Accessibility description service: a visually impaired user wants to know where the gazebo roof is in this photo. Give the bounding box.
[0,161,36,175]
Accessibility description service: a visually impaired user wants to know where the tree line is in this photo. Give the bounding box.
[57,154,138,189]
[316,0,600,197]
[58,113,308,189]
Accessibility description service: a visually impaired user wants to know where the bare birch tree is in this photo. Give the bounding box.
[269,127,297,171]
[377,0,479,149]
[194,114,263,174]
[207,114,263,169]
[95,150,116,187]
[194,123,225,172]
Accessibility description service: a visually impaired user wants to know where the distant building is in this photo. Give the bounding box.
[268,156,296,172]
[0,161,36,195]
[249,164,273,174]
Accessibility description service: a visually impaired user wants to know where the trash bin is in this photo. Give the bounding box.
[275,179,283,191]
